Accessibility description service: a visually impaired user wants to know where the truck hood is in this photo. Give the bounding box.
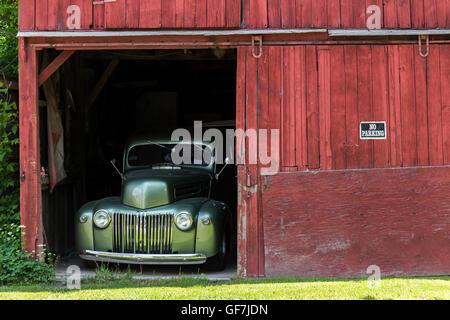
[121,168,211,210]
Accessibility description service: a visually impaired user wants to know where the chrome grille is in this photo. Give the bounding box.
[113,213,174,254]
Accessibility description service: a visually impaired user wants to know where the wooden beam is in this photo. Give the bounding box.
[86,59,119,111]
[19,38,43,256]
[38,50,76,87]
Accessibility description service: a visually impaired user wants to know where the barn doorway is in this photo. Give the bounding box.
[39,48,238,274]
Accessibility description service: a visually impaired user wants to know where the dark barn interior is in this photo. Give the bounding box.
[39,48,238,266]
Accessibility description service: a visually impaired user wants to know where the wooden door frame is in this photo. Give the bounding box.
[18,36,264,277]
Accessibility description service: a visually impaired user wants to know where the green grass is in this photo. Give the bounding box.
[0,275,448,300]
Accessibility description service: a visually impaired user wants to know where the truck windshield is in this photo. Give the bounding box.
[128,143,212,167]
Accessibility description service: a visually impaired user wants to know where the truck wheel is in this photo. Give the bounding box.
[205,230,228,271]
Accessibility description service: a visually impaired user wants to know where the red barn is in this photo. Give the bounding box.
[18,0,450,278]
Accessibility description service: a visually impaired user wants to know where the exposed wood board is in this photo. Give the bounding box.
[38,50,76,87]
[18,38,43,255]
[262,166,450,278]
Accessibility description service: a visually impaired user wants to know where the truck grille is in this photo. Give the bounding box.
[113,213,174,254]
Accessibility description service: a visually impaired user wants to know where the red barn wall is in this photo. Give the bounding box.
[247,0,450,29]
[19,0,450,31]
[20,0,242,30]
[242,44,450,173]
[238,44,450,277]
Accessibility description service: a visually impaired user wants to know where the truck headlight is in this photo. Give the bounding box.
[93,210,111,229]
[175,212,193,231]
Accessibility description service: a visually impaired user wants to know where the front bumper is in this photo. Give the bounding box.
[80,250,207,265]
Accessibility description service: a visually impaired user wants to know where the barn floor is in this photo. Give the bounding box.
[55,257,237,283]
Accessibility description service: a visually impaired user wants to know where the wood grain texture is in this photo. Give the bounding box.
[19,0,35,31]
[139,0,161,28]
[105,0,126,29]
[262,166,450,278]
[306,46,320,169]
[440,45,450,164]
[21,0,450,30]
[19,39,43,255]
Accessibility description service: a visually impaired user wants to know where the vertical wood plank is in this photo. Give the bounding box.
[397,0,412,28]
[245,47,261,277]
[45,0,59,30]
[340,0,353,28]
[281,47,296,169]
[207,0,226,27]
[387,45,403,167]
[330,46,346,169]
[357,46,374,169]
[318,48,332,170]
[424,0,438,27]
[35,0,47,30]
[226,0,242,27]
[268,0,281,27]
[281,0,295,28]
[258,50,269,170]
[427,44,443,165]
[19,39,43,255]
[411,0,425,28]
[344,45,360,169]
[398,45,417,167]
[139,0,162,28]
[195,0,207,27]
[184,0,195,27]
[93,2,105,29]
[439,45,450,164]
[267,47,282,172]
[126,0,140,28]
[300,0,312,27]
[372,45,391,168]
[311,0,327,27]
[162,0,176,27]
[353,0,366,28]
[236,48,246,276]
[105,0,126,29]
[245,0,267,28]
[295,46,308,170]
[236,47,247,166]
[383,0,398,28]
[19,0,35,31]
[327,0,341,28]
[306,46,320,169]
[436,0,448,26]
[413,45,430,166]
[175,0,185,27]
[57,0,70,30]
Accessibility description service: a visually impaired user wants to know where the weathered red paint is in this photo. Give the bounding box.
[262,166,450,278]
[18,0,450,278]
[20,0,450,31]
[238,43,450,277]
[18,38,43,255]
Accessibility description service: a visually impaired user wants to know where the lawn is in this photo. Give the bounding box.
[0,275,448,300]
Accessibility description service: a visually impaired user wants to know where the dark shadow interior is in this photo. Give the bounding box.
[39,48,238,268]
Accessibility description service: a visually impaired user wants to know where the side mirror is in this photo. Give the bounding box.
[110,159,124,180]
[215,157,231,180]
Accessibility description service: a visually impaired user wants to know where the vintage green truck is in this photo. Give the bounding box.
[75,132,233,270]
